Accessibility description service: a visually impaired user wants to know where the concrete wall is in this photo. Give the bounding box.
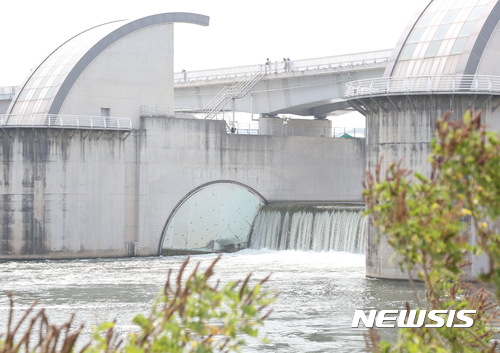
[476,21,500,76]
[59,23,174,128]
[135,117,365,256]
[0,129,134,258]
[359,94,500,280]
[0,99,11,113]
[0,117,366,259]
[259,117,284,135]
[284,118,332,137]
[259,117,332,137]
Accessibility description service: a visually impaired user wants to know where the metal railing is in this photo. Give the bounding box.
[232,122,365,138]
[332,127,365,138]
[0,114,133,130]
[175,49,392,83]
[203,72,265,120]
[345,75,500,98]
[281,125,364,138]
[233,122,259,135]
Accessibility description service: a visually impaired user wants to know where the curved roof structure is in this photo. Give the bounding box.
[385,0,500,77]
[8,12,209,116]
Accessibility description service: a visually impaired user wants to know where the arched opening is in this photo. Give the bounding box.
[158,180,267,255]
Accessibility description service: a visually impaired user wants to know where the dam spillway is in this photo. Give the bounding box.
[250,203,365,253]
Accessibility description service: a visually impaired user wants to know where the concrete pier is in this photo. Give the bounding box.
[350,94,500,279]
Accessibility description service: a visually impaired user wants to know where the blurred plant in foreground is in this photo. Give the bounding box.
[0,255,274,353]
[364,110,500,352]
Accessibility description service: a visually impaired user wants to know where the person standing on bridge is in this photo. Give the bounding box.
[283,58,289,72]
[265,58,271,74]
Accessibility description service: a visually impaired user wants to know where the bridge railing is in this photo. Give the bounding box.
[175,49,392,83]
[233,123,259,135]
[234,122,365,138]
[0,114,133,130]
[345,75,500,98]
[282,125,365,138]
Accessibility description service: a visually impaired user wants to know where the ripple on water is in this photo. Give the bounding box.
[0,250,420,353]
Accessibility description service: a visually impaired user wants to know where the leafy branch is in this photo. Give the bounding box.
[364,111,500,352]
[1,255,274,353]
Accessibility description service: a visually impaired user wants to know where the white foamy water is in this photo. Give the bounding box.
[250,204,365,253]
[0,250,420,353]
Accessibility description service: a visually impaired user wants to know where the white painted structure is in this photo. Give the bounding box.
[0,12,367,259]
[0,116,366,259]
[1,0,498,284]
[348,0,500,280]
[7,13,209,128]
[174,50,390,118]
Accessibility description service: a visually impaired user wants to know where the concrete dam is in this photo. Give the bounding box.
[0,116,365,259]
[0,12,367,260]
[2,0,500,283]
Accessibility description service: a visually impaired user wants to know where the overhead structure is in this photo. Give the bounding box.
[386,0,500,77]
[345,0,500,281]
[8,13,209,128]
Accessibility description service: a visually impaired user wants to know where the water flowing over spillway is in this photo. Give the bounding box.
[250,203,365,253]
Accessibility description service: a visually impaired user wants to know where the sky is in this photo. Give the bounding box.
[0,0,429,87]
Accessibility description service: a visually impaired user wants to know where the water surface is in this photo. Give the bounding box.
[0,250,420,352]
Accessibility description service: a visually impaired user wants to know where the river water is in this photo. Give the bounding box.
[0,250,420,353]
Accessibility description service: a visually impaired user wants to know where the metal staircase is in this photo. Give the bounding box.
[202,71,264,122]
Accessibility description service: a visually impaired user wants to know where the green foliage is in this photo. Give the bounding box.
[364,111,500,352]
[1,256,274,353]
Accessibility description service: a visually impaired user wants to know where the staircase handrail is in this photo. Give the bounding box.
[203,71,265,120]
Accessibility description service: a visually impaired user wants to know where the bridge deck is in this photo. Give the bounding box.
[174,49,392,85]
